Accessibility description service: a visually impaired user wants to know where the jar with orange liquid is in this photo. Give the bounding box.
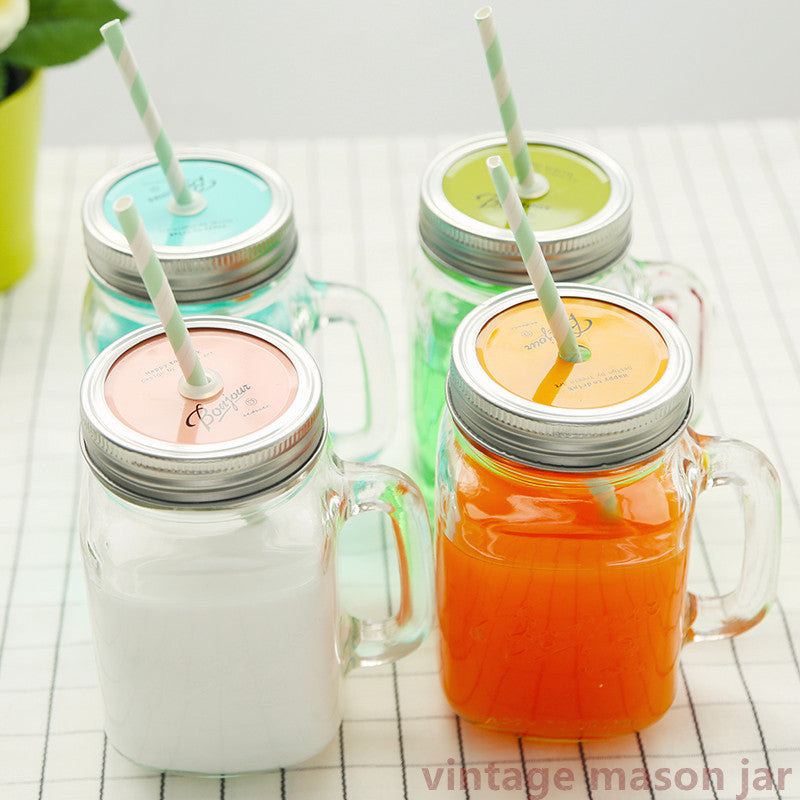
[436,285,780,740]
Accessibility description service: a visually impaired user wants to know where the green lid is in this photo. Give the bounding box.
[419,133,633,285]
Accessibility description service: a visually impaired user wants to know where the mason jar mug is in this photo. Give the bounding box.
[436,285,778,740]
[79,317,435,774]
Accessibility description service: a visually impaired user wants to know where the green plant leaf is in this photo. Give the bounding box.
[3,0,129,68]
[25,0,128,23]
[0,65,7,100]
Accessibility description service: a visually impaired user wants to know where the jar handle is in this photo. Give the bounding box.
[688,433,781,641]
[309,278,396,461]
[635,259,711,418]
[337,459,435,670]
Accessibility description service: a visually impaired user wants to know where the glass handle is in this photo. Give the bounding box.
[688,433,781,642]
[635,259,711,416]
[338,459,435,670]
[310,278,396,461]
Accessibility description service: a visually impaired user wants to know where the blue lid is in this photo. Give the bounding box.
[82,149,297,302]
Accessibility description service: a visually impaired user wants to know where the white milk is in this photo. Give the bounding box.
[85,545,341,775]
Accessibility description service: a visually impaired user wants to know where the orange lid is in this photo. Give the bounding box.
[476,298,669,409]
[447,286,692,469]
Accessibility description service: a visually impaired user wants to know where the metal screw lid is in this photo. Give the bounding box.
[82,149,298,303]
[446,285,693,470]
[80,317,326,506]
[419,133,633,285]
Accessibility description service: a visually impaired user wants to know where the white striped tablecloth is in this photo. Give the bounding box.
[1,121,799,799]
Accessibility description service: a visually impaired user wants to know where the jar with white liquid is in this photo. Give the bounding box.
[78,316,434,775]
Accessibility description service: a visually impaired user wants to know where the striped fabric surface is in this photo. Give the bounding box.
[1,120,799,799]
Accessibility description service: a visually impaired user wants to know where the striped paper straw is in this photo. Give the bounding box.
[586,477,622,518]
[487,156,582,363]
[101,20,205,215]
[475,6,548,199]
[113,196,221,399]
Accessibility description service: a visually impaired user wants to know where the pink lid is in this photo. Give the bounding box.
[104,328,299,445]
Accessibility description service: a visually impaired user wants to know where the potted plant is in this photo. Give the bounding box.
[0,0,129,292]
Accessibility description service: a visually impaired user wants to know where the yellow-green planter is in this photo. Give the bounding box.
[0,70,43,292]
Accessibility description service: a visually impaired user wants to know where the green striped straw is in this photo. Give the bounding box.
[586,477,622,518]
[487,156,582,363]
[113,196,222,400]
[101,20,205,216]
[475,6,549,200]
[488,156,620,517]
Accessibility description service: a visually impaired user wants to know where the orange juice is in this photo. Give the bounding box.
[437,432,693,740]
[437,284,781,740]
[436,284,701,739]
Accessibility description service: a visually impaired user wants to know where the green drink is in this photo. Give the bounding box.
[412,133,708,504]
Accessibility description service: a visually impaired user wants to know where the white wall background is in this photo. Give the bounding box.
[41,0,800,145]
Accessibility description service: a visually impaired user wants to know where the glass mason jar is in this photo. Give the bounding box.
[413,133,709,499]
[79,317,434,775]
[81,149,394,461]
[436,285,779,741]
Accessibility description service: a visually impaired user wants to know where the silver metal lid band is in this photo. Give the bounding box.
[446,285,694,470]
